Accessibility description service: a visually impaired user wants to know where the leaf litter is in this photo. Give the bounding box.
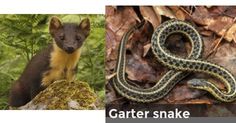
[105,6,236,116]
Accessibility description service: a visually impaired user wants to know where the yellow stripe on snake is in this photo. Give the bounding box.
[112,19,236,103]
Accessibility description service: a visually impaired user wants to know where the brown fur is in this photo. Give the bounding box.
[9,16,90,107]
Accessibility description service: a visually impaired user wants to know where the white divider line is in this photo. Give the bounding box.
[0,110,105,123]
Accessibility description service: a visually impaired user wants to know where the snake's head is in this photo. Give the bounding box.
[187,79,207,89]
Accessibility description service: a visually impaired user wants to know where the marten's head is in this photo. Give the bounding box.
[49,16,90,54]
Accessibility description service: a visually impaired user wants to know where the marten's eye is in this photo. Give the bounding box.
[76,36,81,41]
[59,34,65,40]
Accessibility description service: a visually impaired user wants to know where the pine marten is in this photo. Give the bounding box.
[9,16,90,107]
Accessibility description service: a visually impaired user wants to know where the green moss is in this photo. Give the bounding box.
[30,80,96,110]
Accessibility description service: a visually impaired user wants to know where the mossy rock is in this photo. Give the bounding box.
[19,80,96,110]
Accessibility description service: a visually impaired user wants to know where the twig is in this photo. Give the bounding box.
[206,34,225,58]
[180,6,192,17]
[110,97,126,103]
[206,17,236,58]
[106,72,117,80]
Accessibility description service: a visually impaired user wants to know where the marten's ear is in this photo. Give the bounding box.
[79,18,90,37]
[49,16,62,34]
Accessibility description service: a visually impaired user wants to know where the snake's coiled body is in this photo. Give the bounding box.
[112,19,236,103]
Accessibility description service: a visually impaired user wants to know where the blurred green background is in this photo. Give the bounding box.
[0,14,105,109]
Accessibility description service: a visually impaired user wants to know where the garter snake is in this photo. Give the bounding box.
[112,19,236,103]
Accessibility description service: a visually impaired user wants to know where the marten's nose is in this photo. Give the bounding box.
[65,46,75,54]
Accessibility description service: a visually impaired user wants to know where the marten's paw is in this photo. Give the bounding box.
[41,71,58,87]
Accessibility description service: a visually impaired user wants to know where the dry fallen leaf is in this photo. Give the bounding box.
[169,6,186,20]
[105,6,139,68]
[143,43,151,57]
[191,6,236,42]
[225,23,236,42]
[165,85,205,102]
[126,54,158,83]
[184,99,212,104]
[106,83,119,104]
[209,42,236,76]
[224,6,236,17]
[140,6,161,29]
[153,6,176,21]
